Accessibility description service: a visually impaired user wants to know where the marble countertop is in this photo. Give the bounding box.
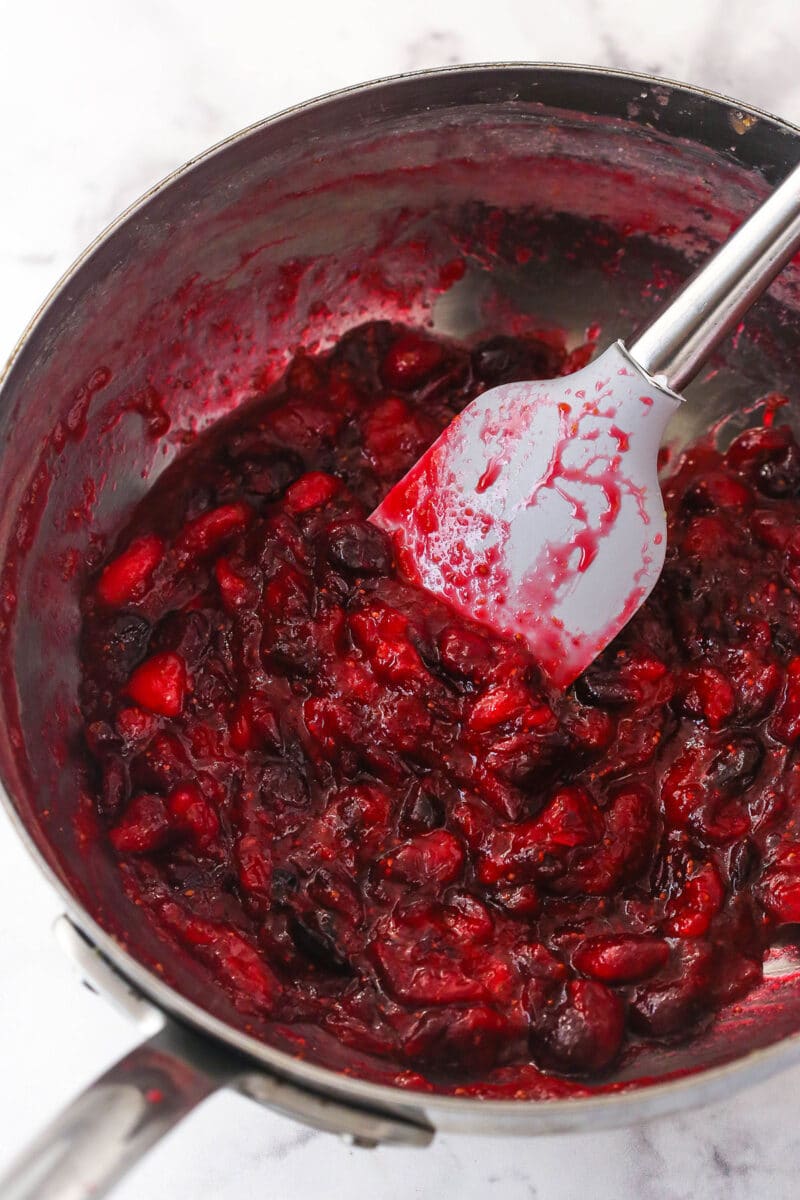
[2,2,800,1197]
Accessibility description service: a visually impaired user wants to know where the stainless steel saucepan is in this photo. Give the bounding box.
[3,63,800,1200]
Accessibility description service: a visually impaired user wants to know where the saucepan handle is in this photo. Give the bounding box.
[0,1021,236,1200]
[0,914,434,1199]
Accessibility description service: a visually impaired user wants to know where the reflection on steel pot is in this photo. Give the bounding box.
[3,63,800,1200]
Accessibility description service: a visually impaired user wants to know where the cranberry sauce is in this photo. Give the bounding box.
[79,321,800,1087]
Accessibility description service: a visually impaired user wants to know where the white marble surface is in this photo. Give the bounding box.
[3,2,800,1196]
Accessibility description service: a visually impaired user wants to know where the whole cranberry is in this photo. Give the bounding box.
[87,613,151,683]
[109,794,170,854]
[289,911,352,975]
[127,652,189,717]
[399,782,444,836]
[236,449,304,499]
[402,1005,515,1074]
[381,332,445,390]
[707,735,764,795]
[574,664,641,707]
[629,941,713,1038]
[324,518,393,575]
[680,472,754,513]
[573,935,670,984]
[471,334,562,386]
[97,535,163,607]
[726,424,800,498]
[535,980,625,1075]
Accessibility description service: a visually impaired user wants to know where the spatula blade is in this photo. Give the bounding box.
[371,343,680,687]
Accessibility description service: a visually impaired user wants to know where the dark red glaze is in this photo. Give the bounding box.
[79,321,800,1086]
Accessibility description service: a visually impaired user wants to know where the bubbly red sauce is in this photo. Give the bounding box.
[79,321,800,1086]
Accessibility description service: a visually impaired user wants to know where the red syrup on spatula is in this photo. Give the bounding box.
[373,351,674,686]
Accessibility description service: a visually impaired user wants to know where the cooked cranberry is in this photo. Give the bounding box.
[536,785,603,848]
[751,508,793,549]
[677,666,736,730]
[728,651,781,721]
[402,1004,513,1074]
[158,903,280,1013]
[126,651,188,717]
[289,911,352,974]
[109,793,170,854]
[379,830,464,886]
[79,322,800,1091]
[708,736,764,794]
[399,782,443,835]
[573,935,670,983]
[574,664,640,707]
[494,883,540,916]
[468,683,530,731]
[115,706,156,743]
[307,867,362,926]
[130,731,190,792]
[167,784,220,850]
[661,746,752,844]
[758,868,800,924]
[560,705,615,755]
[97,535,163,607]
[535,980,625,1075]
[770,658,800,743]
[214,557,253,609]
[274,393,349,446]
[438,625,492,681]
[444,893,495,943]
[471,334,562,386]
[150,610,211,669]
[727,424,800,498]
[179,503,252,555]
[629,940,713,1037]
[283,471,341,513]
[681,472,754,513]
[85,612,151,683]
[381,332,445,390]
[229,694,281,752]
[362,396,438,479]
[235,835,273,901]
[664,860,724,937]
[727,424,789,468]
[551,784,655,896]
[484,730,559,790]
[232,446,304,500]
[373,938,484,1006]
[681,513,735,558]
[477,786,602,885]
[324,518,393,575]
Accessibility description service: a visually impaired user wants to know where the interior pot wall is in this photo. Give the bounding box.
[2,70,800,1088]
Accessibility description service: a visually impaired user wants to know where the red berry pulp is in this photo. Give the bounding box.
[79,320,800,1087]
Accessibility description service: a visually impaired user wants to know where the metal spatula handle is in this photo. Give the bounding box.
[628,161,800,392]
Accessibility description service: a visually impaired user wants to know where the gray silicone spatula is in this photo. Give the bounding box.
[371,162,800,688]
